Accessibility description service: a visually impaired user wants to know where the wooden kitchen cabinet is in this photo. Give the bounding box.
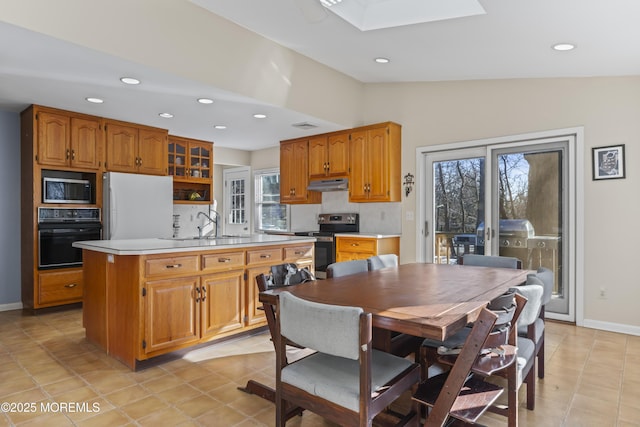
[38,269,84,306]
[284,243,315,272]
[308,132,349,179]
[105,120,168,175]
[21,105,104,311]
[349,122,401,202]
[335,236,400,262]
[280,139,321,204]
[35,108,103,170]
[245,265,271,326]
[143,276,201,354]
[245,246,284,326]
[200,250,245,338]
[201,270,245,338]
[168,136,214,204]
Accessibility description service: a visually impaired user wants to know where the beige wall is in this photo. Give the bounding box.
[361,76,640,331]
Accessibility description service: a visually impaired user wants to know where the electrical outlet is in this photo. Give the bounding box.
[599,287,606,298]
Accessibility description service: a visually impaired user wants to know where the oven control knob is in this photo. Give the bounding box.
[514,240,522,247]
[502,239,510,247]
[537,241,546,248]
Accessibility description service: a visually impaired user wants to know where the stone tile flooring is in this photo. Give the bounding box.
[1,308,639,426]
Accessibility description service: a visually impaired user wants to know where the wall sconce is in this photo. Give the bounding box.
[403,173,414,197]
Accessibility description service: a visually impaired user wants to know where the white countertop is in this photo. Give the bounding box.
[335,233,401,238]
[73,235,316,255]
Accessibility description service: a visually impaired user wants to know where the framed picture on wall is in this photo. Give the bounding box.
[592,144,625,180]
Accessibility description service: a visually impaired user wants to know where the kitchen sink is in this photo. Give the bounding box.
[161,235,252,241]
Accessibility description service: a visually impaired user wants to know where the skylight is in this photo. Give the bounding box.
[324,0,485,31]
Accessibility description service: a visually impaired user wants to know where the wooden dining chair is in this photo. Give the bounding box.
[412,307,503,426]
[367,254,399,270]
[275,291,420,427]
[418,292,530,427]
[326,259,369,278]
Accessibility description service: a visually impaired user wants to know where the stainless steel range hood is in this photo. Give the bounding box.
[307,178,349,192]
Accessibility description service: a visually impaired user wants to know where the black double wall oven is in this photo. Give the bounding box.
[38,207,102,270]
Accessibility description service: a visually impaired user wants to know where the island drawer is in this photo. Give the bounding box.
[145,255,199,277]
[246,247,283,265]
[283,244,314,261]
[38,269,84,305]
[202,251,245,272]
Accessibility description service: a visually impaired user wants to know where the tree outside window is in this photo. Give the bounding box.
[254,169,289,232]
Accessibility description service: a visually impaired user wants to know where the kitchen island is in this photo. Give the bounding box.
[74,235,315,370]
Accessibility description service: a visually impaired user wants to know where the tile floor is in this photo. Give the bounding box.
[0,307,639,426]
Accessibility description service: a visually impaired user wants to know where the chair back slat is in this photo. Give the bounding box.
[367,254,399,270]
[279,291,363,360]
[326,259,368,278]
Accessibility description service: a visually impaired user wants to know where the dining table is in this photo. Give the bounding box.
[259,262,530,343]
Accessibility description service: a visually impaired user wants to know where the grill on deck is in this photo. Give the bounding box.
[476,219,535,248]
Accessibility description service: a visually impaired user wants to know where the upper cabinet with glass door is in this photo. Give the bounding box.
[168,136,214,204]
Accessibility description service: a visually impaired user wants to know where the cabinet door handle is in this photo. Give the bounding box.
[294,251,304,255]
[165,264,182,269]
[66,149,70,160]
[64,283,78,288]
[201,286,207,302]
[218,257,231,263]
[138,157,143,166]
[195,287,201,303]
[260,254,271,259]
[351,243,359,247]
[71,150,76,160]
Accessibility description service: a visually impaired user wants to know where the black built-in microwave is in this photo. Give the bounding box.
[43,177,92,204]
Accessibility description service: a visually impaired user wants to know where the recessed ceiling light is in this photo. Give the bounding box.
[120,77,140,85]
[374,57,390,64]
[552,43,576,51]
[85,97,104,104]
[198,98,214,104]
[213,125,227,130]
[158,112,174,118]
[253,113,267,119]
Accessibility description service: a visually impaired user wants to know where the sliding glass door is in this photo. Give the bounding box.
[422,135,575,319]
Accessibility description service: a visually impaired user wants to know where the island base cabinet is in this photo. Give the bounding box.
[81,242,314,370]
[143,277,200,355]
[201,271,245,339]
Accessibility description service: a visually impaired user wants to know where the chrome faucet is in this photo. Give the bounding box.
[197,210,220,238]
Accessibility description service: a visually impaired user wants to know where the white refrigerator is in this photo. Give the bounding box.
[103,172,174,240]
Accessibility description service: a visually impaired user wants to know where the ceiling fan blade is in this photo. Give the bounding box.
[293,0,328,23]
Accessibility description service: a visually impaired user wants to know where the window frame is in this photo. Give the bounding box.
[254,168,290,233]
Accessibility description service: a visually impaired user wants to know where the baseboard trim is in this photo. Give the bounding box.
[582,318,640,337]
[0,302,23,312]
